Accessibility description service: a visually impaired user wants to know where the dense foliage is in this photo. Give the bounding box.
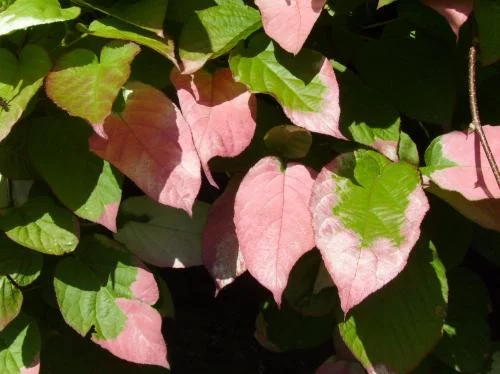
[0,0,499,373]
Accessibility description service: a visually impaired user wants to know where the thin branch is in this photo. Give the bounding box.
[468,45,500,189]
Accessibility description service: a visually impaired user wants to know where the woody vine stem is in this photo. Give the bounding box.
[468,44,500,189]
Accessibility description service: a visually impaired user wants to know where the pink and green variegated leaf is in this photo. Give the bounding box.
[424,125,500,201]
[0,313,41,374]
[171,68,256,187]
[46,41,140,125]
[421,0,473,37]
[234,156,317,304]
[115,196,209,268]
[54,235,168,368]
[230,35,343,139]
[255,0,327,55]
[202,174,246,292]
[28,116,122,232]
[89,81,201,215]
[0,45,51,142]
[310,150,429,314]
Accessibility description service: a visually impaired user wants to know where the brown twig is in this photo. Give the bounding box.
[468,45,500,189]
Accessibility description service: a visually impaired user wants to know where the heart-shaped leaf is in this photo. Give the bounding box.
[46,41,140,125]
[230,35,343,139]
[255,0,327,54]
[234,156,317,304]
[310,150,429,313]
[423,125,500,201]
[0,0,80,36]
[0,45,51,141]
[89,82,201,215]
[54,235,168,368]
[28,116,123,231]
[0,313,40,374]
[0,196,80,255]
[171,68,256,187]
[179,1,261,73]
[115,196,209,268]
[202,175,246,291]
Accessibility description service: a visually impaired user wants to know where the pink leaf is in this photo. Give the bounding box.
[421,0,473,37]
[284,58,344,140]
[92,298,168,369]
[310,156,429,313]
[89,82,201,215]
[171,68,256,187]
[234,157,317,304]
[202,174,246,292]
[255,0,327,54]
[428,125,500,201]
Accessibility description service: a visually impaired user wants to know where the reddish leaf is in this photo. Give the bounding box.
[421,0,473,37]
[316,358,365,374]
[171,68,256,187]
[255,0,327,54]
[202,174,246,291]
[92,298,168,369]
[426,125,500,201]
[89,82,201,214]
[234,157,317,304]
[310,152,429,313]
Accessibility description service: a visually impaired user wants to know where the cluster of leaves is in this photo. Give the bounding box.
[0,0,499,373]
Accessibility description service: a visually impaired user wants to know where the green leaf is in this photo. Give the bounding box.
[28,115,123,231]
[338,238,448,373]
[0,0,80,36]
[475,0,500,65]
[355,33,456,124]
[255,299,336,352]
[377,0,398,9]
[130,48,173,89]
[0,120,36,179]
[73,0,168,36]
[0,45,52,141]
[264,124,312,159]
[0,313,40,374]
[179,1,261,73]
[0,277,22,331]
[53,234,168,367]
[0,196,79,255]
[335,64,400,160]
[434,268,491,372]
[0,232,43,287]
[166,0,215,22]
[53,235,139,337]
[46,41,140,124]
[88,16,177,66]
[115,196,210,268]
